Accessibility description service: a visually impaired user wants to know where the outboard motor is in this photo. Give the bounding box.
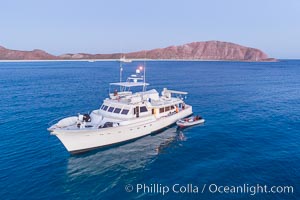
[83,114,91,122]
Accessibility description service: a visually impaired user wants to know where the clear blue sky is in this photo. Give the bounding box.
[0,0,299,58]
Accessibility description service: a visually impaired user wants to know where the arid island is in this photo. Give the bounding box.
[0,41,276,61]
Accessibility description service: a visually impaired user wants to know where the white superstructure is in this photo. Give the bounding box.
[48,65,192,154]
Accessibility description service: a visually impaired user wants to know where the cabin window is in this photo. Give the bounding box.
[103,105,108,111]
[159,107,164,113]
[114,108,121,113]
[100,105,104,109]
[108,107,114,112]
[165,106,170,111]
[140,106,148,113]
[121,109,129,115]
[171,105,175,109]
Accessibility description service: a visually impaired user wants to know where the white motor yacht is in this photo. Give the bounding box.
[48,65,193,154]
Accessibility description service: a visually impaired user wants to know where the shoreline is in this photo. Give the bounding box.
[0,58,279,63]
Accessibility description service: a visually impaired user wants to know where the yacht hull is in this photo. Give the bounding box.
[52,107,192,154]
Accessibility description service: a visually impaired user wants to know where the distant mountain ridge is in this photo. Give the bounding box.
[0,45,56,60]
[0,41,276,61]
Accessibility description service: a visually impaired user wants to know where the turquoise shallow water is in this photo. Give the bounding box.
[0,60,299,199]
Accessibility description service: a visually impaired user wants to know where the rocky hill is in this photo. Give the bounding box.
[0,46,56,60]
[0,41,276,61]
[126,41,275,61]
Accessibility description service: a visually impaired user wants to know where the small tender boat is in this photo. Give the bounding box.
[119,56,132,63]
[176,116,205,128]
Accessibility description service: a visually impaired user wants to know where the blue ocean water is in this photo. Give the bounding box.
[0,60,299,199]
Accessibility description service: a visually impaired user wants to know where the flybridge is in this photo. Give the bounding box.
[112,63,148,92]
[110,65,187,98]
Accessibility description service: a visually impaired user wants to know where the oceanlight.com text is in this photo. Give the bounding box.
[207,183,294,195]
[125,183,294,196]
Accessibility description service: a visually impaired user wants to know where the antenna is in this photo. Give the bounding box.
[119,55,123,91]
[143,50,146,92]
[119,42,123,91]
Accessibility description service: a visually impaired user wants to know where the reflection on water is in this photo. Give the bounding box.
[63,127,188,197]
[155,129,186,153]
[66,127,186,178]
